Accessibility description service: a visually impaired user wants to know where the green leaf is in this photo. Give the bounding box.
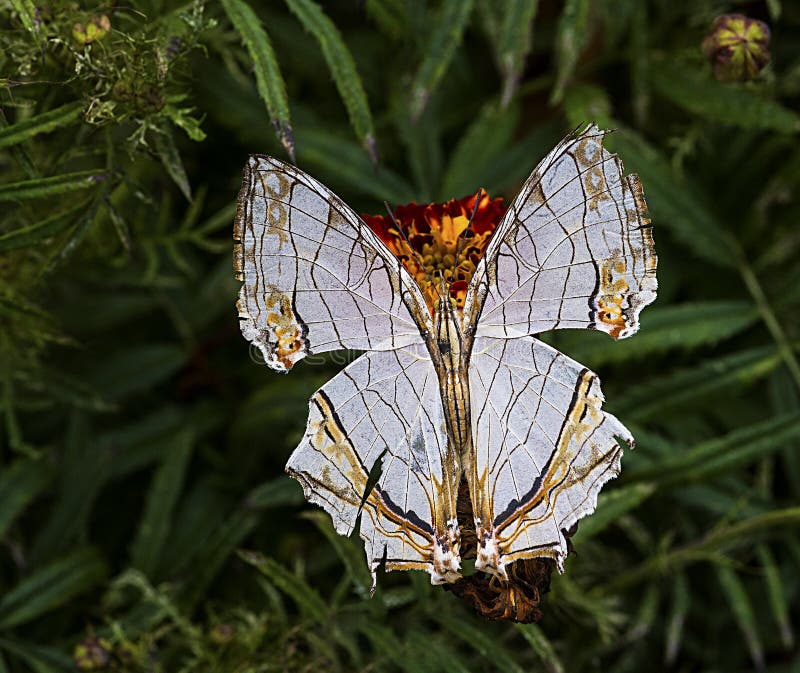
[245,476,304,509]
[87,344,188,400]
[30,414,109,562]
[302,510,373,598]
[103,198,132,253]
[664,572,690,666]
[0,201,88,252]
[627,583,659,640]
[101,408,191,479]
[703,509,800,551]
[770,368,800,496]
[495,0,539,106]
[613,345,781,421]
[400,631,470,673]
[112,570,202,645]
[154,128,192,201]
[716,565,765,672]
[39,190,107,278]
[177,475,302,607]
[629,2,649,124]
[409,0,476,120]
[0,548,107,629]
[608,128,739,267]
[609,508,800,592]
[434,611,525,673]
[0,637,73,673]
[756,544,794,650]
[391,92,443,201]
[221,0,294,160]
[0,102,83,150]
[152,483,224,566]
[562,83,613,130]
[239,551,328,623]
[629,413,800,485]
[164,105,207,142]
[477,119,562,194]
[515,623,564,673]
[130,430,194,577]
[358,622,405,667]
[554,301,759,367]
[298,127,414,203]
[440,100,520,199]
[572,483,655,542]
[0,108,38,178]
[651,60,800,134]
[0,458,51,539]
[0,170,105,202]
[551,0,591,103]
[182,509,259,606]
[285,0,377,161]
[364,0,408,39]
[9,0,38,37]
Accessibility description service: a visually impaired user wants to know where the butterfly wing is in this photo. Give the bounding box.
[467,336,631,577]
[236,158,460,585]
[463,125,657,340]
[235,156,431,371]
[286,344,461,587]
[460,126,653,577]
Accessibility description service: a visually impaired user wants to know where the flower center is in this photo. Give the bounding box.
[363,190,506,315]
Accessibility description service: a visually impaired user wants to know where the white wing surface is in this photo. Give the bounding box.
[467,335,632,577]
[234,156,430,371]
[464,125,657,340]
[286,345,461,587]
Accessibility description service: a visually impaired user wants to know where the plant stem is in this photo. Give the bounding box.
[601,507,800,593]
[738,258,800,393]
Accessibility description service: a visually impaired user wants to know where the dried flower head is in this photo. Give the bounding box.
[702,14,771,82]
[442,478,571,622]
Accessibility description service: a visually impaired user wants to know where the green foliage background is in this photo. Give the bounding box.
[1,0,800,671]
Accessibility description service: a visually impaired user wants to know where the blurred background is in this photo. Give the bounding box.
[1,1,799,671]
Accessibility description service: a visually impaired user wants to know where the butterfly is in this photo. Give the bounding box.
[234,124,657,590]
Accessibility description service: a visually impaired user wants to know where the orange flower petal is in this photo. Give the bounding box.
[363,190,506,315]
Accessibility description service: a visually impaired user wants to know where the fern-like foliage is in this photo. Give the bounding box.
[1,1,799,671]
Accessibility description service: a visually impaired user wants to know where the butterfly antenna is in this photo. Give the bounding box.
[453,189,484,275]
[383,200,441,301]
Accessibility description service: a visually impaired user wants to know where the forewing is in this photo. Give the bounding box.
[464,125,657,340]
[286,345,461,586]
[234,156,430,371]
[467,335,631,577]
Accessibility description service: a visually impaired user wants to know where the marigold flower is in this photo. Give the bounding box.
[362,190,506,314]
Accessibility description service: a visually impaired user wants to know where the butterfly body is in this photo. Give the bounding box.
[234,125,657,590]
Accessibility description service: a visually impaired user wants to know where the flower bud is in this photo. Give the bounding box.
[74,636,112,670]
[702,14,770,82]
[72,15,111,46]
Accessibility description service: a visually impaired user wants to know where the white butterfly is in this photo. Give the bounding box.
[234,125,657,589]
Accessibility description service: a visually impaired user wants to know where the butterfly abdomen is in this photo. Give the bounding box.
[431,294,473,464]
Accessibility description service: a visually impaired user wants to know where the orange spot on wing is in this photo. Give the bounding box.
[264,287,306,369]
[595,258,630,338]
